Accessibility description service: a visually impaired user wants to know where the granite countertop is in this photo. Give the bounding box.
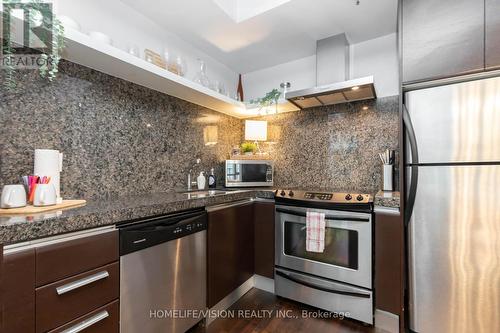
[0,189,274,246]
[374,191,400,209]
[1,188,400,245]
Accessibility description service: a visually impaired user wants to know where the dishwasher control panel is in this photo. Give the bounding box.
[174,220,205,235]
[119,210,207,256]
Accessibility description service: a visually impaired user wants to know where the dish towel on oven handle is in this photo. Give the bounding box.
[306,211,326,253]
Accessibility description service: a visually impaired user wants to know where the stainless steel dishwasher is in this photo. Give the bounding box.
[119,209,207,333]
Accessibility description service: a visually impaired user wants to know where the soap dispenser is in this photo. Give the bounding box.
[208,168,216,189]
[197,171,206,190]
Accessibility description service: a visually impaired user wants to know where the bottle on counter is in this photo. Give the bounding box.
[197,171,206,190]
[208,168,216,189]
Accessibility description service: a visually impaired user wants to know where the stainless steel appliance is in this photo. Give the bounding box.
[404,76,500,333]
[274,189,374,324]
[286,33,376,109]
[225,159,273,187]
[119,209,207,333]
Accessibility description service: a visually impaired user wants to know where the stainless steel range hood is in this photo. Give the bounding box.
[286,34,377,109]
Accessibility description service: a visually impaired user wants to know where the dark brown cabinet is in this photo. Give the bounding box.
[47,301,119,333]
[253,201,275,279]
[36,262,119,332]
[486,0,500,69]
[207,201,255,308]
[35,230,118,287]
[374,208,403,318]
[0,244,3,332]
[2,248,36,333]
[402,0,484,83]
[1,230,119,333]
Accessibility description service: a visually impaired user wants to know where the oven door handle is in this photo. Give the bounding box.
[275,208,369,222]
[275,270,371,299]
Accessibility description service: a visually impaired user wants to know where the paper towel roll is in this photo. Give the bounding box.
[34,149,63,202]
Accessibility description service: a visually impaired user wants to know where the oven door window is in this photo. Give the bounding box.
[283,221,359,270]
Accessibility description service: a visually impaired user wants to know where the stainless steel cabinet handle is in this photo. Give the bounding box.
[276,270,371,299]
[62,310,109,333]
[56,270,109,295]
[276,208,369,222]
[206,199,253,212]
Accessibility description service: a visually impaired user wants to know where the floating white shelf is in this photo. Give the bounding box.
[3,10,300,119]
[63,30,301,118]
[63,29,252,118]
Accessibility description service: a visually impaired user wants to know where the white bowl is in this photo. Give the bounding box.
[88,31,113,45]
[58,15,81,31]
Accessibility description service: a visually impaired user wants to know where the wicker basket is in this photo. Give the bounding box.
[144,49,166,69]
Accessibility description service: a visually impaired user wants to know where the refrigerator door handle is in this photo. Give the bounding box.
[403,104,419,227]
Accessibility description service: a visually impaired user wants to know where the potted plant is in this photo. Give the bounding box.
[248,89,281,115]
[240,142,257,155]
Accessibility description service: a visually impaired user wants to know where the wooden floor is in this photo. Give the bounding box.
[189,288,384,333]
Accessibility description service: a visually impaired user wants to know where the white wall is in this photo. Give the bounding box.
[53,0,239,97]
[243,33,399,100]
[243,55,316,102]
[351,33,399,98]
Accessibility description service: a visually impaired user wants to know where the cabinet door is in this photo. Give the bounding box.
[207,201,254,308]
[36,230,118,286]
[486,0,500,69]
[254,201,275,279]
[2,248,36,333]
[374,208,403,316]
[36,262,119,333]
[402,0,484,83]
[0,244,3,332]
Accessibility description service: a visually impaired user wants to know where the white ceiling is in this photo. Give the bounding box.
[121,0,398,74]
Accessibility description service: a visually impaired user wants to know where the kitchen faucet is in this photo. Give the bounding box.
[187,158,201,190]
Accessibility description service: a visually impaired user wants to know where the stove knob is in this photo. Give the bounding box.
[345,194,352,201]
[280,190,286,196]
[288,190,294,197]
[356,194,364,201]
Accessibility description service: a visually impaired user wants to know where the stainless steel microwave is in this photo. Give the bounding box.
[225,160,274,187]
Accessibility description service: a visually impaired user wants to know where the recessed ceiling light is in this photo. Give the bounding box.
[351,86,360,91]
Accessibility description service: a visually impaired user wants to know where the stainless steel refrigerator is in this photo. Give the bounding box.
[404,76,500,333]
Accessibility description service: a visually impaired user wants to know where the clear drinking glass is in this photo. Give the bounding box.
[176,55,187,77]
[163,48,171,70]
[217,81,226,95]
[127,45,140,57]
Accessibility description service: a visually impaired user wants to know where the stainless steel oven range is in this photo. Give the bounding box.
[274,189,373,324]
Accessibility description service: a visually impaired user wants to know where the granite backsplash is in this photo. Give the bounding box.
[0,60,242,199]
[1,58,399,199]
[252,96,400,194]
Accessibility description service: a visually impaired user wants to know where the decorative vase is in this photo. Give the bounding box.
[193,59,210,88]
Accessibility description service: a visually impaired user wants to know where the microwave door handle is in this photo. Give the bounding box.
[276,208,369,222]
[275,271,371,299]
